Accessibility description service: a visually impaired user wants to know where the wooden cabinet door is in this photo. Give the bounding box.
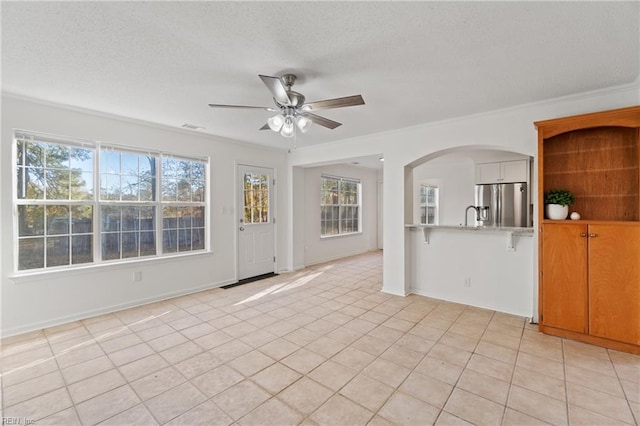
[589,224,640,345]
[541,223,589,333]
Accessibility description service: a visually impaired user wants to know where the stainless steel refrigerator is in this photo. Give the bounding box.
[475,183,528,227]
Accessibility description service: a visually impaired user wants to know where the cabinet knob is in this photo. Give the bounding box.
[580,233,587,237]
[589,233,598,238]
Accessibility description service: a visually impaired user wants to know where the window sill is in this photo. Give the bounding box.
[320,231,363,239]
[9,250,213,283]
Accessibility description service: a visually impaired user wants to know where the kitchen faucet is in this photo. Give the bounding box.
[464,205,480,227]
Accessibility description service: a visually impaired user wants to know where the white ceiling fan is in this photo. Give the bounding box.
[208,74,365,138]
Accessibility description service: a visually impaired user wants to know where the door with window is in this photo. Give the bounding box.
[238,165,275,280]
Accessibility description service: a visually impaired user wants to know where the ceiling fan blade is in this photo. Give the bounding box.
[259,75,291,106]
[259,123,270,130]
[208,104,277,111]
[302,95,365,112]
[299,112,342,129]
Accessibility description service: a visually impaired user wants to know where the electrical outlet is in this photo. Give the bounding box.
[464,277,471,288]
[133,271,142,282]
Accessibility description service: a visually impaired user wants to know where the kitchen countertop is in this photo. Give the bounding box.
[405,224,534,234]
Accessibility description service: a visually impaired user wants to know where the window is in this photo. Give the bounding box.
[321,176,361,236]
[161,157,206,253]
[242,172,270,224]
[420,184,439,225]
[14,131,208,272]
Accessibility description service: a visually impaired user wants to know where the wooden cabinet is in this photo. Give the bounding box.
[475,160,528,184]
[541,223,588,334]
[536,106,640,354]
[541,223,640,346]
[588,224,640,345]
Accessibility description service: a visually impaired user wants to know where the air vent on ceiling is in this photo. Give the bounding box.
[181,123,205,130]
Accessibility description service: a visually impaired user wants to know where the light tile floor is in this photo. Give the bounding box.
[1,251,639,425]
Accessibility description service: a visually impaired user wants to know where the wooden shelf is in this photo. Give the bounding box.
[536,106,640,355]
[540,124,639,221]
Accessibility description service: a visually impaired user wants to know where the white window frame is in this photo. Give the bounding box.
[320,175,362,238]
[13,130,209,274]
[420,184,439,225]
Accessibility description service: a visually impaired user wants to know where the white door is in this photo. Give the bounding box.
[238,165,275,280]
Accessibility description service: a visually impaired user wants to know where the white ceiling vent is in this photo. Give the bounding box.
[181,123,205,130]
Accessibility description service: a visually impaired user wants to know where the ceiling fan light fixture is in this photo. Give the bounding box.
[296,116,312,133]
[280,116,295,138]
[267,114,285,132]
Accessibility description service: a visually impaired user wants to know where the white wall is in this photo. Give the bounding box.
[290,82,640,317]
[412,160,475,226]
[409,229,534,317]
[1,95,289,336]
[298,164,379,266]
[291,166,306,270]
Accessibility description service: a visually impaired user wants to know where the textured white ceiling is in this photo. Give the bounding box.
[2,2,638,149]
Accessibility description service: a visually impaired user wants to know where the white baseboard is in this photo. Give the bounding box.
[1,278,236,338]
[303,247,379,268]
[409,288,532,318]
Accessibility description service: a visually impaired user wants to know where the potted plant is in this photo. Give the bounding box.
[544,189,575,220]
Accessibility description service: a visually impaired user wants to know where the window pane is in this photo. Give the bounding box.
[192,228,205,250]
[46,169,70,200]
[70,148,93,172]
[192,180,205,202]
[139,175,155,201]
[178,207,192,228]
[163,230,177,253]
[46,206,69,235]
[71,171,93,200]
[45,143,70,169]
[162,158,176,178]
[122,232,139,258]
[140,207,155,230]
[121,153,139,175]
[102,151,120,174]
[47,236,70,267]
[19,141,44,167]
[192,207,205,227]
[163,206,178,229]
[102,206,121,232]
[121,175,139,201]
[18,205,45,236]
[72,235,93,264]
[140,231,156,256]
[18,238,44,270]
[102,233,120,260]
[177,179,191,201]
[17,167,45,199]
[176,160,190,179]
[122,207,140,231]
[427,206,436,224]
[179,229,192,251]
[139,156,154,178]
[71,206,93,234]
[162,178,177,201]
[191,163,205,180]
[101,174,121,200]
[243,172,268,224]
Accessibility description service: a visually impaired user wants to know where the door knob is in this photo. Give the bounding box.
[589,233,597,238]
[239,226,245,231]
[580,233,587,237]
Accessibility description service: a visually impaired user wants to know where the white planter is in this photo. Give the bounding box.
[546,204,569,220]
